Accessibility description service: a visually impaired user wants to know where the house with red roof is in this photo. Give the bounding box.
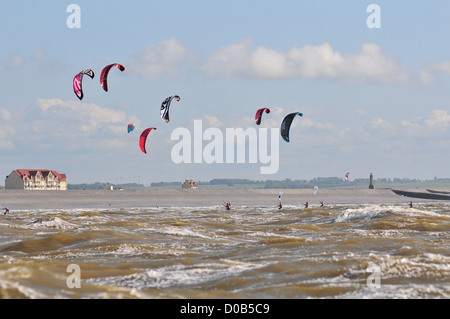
[181,179,197,189]
[5,169,67,190]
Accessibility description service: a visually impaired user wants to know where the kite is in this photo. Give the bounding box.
[345,172,350,181]
[73,69,95,100]
[100,63,125,92]
[127,123,135,133]
[280,112,303,142]
[255,108,270,125]
[139,127,157,154]
[160,95,180,123]
[314,186,319,195]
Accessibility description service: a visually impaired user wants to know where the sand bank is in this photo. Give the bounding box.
[0,188,443,209]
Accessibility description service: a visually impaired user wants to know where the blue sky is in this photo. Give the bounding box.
[1,1,450,185]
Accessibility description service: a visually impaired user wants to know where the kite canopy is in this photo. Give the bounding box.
[100,63,125,92]
[160,95,181,123]
[314,186,319,195]
[127,123,135,133]
[73,69,95,100]
[255,108,271,125]
[139,127,157,154]
[280,112,303,142]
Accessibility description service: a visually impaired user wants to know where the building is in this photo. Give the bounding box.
[182,179,197,189]
[5,169,67,190]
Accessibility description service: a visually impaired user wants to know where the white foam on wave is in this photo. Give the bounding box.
[379,252,450,279]
[334,205,389,223]
[331,204,445,223]
[27,217,78,230]
[0,266,54,299]
[342,283,450,299]
[112,243,143,255]
[87,259,269,290]
[161,226,214,239]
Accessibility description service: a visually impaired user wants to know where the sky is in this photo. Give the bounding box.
[1,1,450,185]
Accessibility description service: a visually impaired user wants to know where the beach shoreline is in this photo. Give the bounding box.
[0,188,444,209]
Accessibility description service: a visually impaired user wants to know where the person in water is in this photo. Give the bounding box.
[320,201,324,207]
[3,207,9,215]
[278,202,282,209]
[409,201,413,208]
[225,202,231,210]
[304,202,309,208]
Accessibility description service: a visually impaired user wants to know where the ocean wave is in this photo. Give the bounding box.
[332,204,449,223]
[87,260,268,290]
[1,203,448,299]
[334,205,390,223]
[25,217,78,230]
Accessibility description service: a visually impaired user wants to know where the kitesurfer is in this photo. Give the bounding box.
[320,201,324,207]
[409,201,413,208]
[304,202,309,208]
[278,202,282,209]
[3,207,9,215]
[225,202,231,210]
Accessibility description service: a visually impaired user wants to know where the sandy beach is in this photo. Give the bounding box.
[0,188,444,209]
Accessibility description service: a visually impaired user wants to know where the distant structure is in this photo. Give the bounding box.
[5,169,67,190]
[182,179,198,189]
[104,183,114,191]
[369,173,374,189]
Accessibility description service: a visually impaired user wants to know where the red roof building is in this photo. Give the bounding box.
[5,169,67,190]
[182,179,198,189]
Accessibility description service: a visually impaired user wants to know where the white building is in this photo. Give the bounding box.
[5,169,67,190]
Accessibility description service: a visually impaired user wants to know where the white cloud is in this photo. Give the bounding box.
[31,50,66,74]
[0,139,14,149]
[0,109,12,121]
[36,98,131,130]
[371,117,396,131]
[419,61,450,84]
[33,98,139,149]
[4,54,24,70]
[200,38,253,78]
[401,109,450,136]
[0,109,15,150]
[201,39,409,83]
[424,109,450,131]
[127,38,191,79]
[350,109,368,116]
[293,109,450,158]
[203,115,223,127]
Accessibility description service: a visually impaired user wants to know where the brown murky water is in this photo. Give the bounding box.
[0,202,449,299]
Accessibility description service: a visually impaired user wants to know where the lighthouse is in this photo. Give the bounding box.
[369,173,374,189]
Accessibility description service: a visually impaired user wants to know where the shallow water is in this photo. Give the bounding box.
[0,202,448,299]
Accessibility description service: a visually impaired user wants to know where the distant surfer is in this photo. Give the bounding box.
[2,207,9,215]
[225,202,231,210]
[278,192,283,209]
[409,201,413,208]
[304,202,309,209]
[320,201,324,207]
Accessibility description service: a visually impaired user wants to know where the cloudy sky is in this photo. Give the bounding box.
[1,1,449,185]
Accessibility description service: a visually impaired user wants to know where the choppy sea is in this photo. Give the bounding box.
[0,202,448,304]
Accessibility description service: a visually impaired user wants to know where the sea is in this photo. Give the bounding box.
[0,201,448,306]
